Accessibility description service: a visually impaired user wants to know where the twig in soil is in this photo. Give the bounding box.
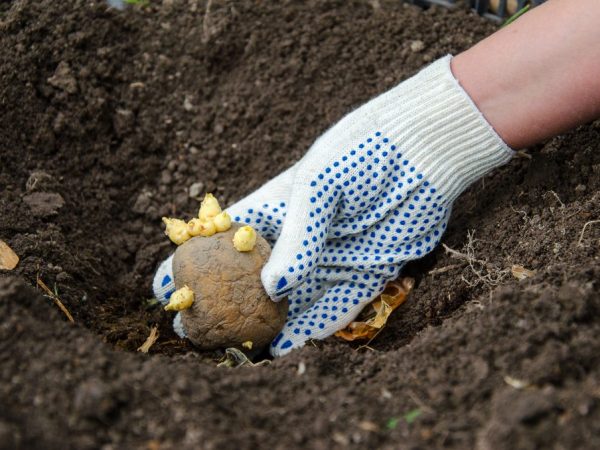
[201,0,213,43]
[356,327,385,352]
[442,238,492,269]
[442,231,509,287]
[160,339,183,346]
[577,220,600,246]
[137,325,159,353]
[565,208,584,221]
[356,344,377,353]
[515,150,532,159]
[510,204,530,223]
[542,190,572,235]
[427,263,464,276]
[356,327,383,352]
[36,277,74,323]
[461,275,476,287]
[406,390,434,414]
[509,204,545,231]
[503,375,530,389]
[547,190,565,209]
[358,420,380,432]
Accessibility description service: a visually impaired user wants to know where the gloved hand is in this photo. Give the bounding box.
[152,166,296,340]
[153,56,514,356]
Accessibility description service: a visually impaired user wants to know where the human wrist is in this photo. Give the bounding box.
[451,45,529,150]
[451,0,600,149]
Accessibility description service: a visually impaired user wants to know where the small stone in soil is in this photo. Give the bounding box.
[183,96,194,111]
[23,192,65,217]
[47,61,78,94]
[132,191,153,214]
[25,170,56,192]
[410,40,425,52]
[188,182,205,198]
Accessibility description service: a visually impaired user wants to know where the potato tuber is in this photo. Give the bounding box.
[159,193,286,351]
[171,223,288,350]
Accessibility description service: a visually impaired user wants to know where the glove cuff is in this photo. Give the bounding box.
[366,55,514,202]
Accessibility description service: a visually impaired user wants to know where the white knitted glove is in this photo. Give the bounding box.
[153,56,513,356]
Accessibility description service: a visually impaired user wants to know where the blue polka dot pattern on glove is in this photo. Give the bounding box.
[261,132,450,301]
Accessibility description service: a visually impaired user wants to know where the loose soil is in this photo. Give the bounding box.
[1,1,599,449]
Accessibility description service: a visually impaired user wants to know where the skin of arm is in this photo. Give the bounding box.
[451,0,600,149]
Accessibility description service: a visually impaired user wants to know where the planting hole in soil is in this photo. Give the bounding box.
[1,1,599,449]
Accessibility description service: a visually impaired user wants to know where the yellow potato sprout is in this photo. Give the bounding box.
[213,211,232,232]
[162,217,191,245]
[233,226,257,252]
[188,218,216,237]
[199,193,222,221]
[164,285,195,311]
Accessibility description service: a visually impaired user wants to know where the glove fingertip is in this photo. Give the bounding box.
[270,332,300,357]
[261,262,298,301]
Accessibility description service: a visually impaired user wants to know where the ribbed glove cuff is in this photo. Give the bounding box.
[365,55,514,201]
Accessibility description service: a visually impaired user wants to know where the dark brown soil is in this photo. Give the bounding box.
[1,1,599,449]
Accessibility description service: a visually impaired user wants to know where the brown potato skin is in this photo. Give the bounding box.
[172,223,288,350]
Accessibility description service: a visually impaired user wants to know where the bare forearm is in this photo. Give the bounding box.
[452,0,600,149]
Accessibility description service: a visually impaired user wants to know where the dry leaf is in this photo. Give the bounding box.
[0,240,19,270]
[511,264,536,280]
[138,326,159,353]
[335,278,414,341]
